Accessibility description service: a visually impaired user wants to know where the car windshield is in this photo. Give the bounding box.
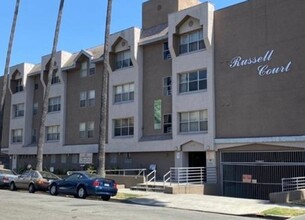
[0,169,15,175]
[40,171,60,180]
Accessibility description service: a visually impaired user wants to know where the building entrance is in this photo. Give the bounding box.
[189,152,206,167]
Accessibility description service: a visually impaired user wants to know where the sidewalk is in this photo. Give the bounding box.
[118,188,305,219]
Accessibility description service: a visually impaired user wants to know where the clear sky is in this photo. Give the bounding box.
[0,0,245,74]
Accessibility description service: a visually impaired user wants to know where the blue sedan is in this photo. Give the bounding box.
[49,171,118,201]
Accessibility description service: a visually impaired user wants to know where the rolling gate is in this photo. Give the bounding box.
[221,151,305,200]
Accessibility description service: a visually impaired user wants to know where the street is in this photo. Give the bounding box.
[0,189,266,220]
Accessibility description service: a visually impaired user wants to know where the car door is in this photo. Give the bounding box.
[58,173,79,194]
[16,171,30,189]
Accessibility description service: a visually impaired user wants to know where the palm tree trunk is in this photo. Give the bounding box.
[98,0,112,177]
[0,0,20,154]
[36,0,65,171]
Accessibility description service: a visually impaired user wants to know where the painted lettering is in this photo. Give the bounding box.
[258,61,292,76]
[229,50,274,69]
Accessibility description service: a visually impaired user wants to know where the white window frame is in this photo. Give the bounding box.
[179,69,207,94]
[163,114,172,134]
[179,29,205,54]
[88,90,95,107]
[33,102,38,115]
[12,129,23,143]
[114,83,134,103]
[46,125,60,141]
[115,50,133,70]
[163,77,172,96]
[114,118,134,137]
[13,103,24,118]
[163,42,171,60]
[51,70,60,84]
[179,110,208,133]
[48,97,61,113]
[15,79,23,93]
[80,61,88,77]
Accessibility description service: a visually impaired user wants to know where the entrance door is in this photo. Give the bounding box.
[189,152,206,167]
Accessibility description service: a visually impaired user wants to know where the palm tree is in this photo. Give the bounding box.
[36,0,65,171]
[0,0,21,153]
[98,0,113,177]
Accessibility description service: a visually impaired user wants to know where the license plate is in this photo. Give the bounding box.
[104,183,110,187]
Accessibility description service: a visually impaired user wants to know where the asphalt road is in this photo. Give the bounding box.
[0,189,265,220]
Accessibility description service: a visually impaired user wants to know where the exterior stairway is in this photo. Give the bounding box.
[130,182,165,193]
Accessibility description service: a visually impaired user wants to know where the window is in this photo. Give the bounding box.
[80,62,88,77]
[13,103,24,118]
[48,97,61,112]
[12,129,23,143]
[31,129,37,144]
[34,83,38,90]
[179,69,207,93]
[79,122,86,138]
[115,50,133,69]
[163,42,171,60]
[51,71,60,84]
[72,154,78,164]
[89,67,95,76]
[80,91,86,107]
[80,90,95,107]
[88,90,95,107]
[87,121,94,138]
[163,77,172,96]
[114,83,134,103]
[33,103,38,115]
[79,122,94,138]
[114,118,134,137]
[163,114,172,134]
[179,110,208,133]
[180,29,205,54]
[46,125,60,141]
[15,79,23,93]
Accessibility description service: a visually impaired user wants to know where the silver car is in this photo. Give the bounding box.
[10,170,61,193]
[0,168,18,187]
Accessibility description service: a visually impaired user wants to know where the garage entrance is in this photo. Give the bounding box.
[221,151,305,200]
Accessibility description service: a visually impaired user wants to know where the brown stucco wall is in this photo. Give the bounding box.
[142,40,172,137]
[142,0,199,30]
[0,76,11,148]
[214,0,305,138]
[65,60,103,145]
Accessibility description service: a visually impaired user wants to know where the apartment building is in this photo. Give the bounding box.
[1,0,304,200]
[0,0,216,180]
[214,0,305,199]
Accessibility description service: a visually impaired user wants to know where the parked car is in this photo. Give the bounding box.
[0,168,18,187]
[49,171,118,201]
[10,170,61,193]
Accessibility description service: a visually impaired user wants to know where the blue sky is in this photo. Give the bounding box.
[0,0,245,74]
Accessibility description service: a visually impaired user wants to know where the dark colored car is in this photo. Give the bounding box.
[0,168,18,187]
[49,171,118,201]
[10,170,61,193]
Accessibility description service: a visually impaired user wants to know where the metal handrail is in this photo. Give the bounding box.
[146,170,156,189]
[105,168,146,177]
[163,170,171,188]
[170,167,207,185]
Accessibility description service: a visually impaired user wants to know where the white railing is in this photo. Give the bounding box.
[170,167,206,185]
[282,176,305,192]
[105,168,146,178]
[163,170,171,188]
[146,170,156,189]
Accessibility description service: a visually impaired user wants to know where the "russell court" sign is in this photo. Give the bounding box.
[229,50,292,76]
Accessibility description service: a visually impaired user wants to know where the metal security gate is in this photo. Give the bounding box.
[221,151,305,200]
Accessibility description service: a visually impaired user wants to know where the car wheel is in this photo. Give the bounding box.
[50,184,58,196]
[77,186,87,199]
[10,182,16,191]
[28,184,36,193]
[101,195,111,201]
